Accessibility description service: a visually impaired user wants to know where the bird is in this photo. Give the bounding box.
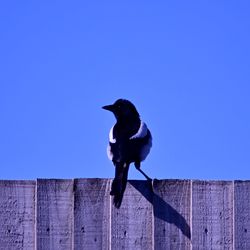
[102,99,152,208]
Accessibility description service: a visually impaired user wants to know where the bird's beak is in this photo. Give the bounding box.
[102,104,115,112]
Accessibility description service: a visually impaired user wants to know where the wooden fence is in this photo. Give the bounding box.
[0,179,249,249]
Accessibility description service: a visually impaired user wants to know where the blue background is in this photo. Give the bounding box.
[0,1,249,180]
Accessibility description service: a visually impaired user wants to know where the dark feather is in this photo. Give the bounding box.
[110,162,129,208]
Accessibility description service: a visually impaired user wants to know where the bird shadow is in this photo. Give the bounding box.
[129,180,191,240]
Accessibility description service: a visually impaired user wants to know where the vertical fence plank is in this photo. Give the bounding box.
[0,180,35,250]
[111,180,153,250]
[36,179,74,250]
[74,178,111,250]
[234,181,250,250]
[153,179,191,250]
[192,180,233,249]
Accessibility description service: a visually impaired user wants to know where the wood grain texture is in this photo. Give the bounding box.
[74,178,111,250]
[2,178,250,249]
[234,181,250,250]
[192,180,234,250]
[153,179,191,250]
[36,179,74,250]
[111,180,153,250]
[0,180,35,250]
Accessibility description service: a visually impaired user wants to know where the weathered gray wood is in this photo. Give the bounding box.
[36,179,74,250]
[111,180,153,250]
[153,179,191,250]
[234,181,250,250]
[74,178,111,250]
[0,180,35,250]
[3,178,250,249]
[192,180,234,249]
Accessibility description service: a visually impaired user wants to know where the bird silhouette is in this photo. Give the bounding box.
[102,99,152,208]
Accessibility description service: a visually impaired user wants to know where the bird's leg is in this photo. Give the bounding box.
[134,162,153,192]
[134,161,140,170]
[138,168,152,182]
[134,162,152,182]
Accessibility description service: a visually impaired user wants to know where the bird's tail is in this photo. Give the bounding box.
[110,162,129,208]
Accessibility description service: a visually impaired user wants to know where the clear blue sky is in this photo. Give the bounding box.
[0,1,249,180]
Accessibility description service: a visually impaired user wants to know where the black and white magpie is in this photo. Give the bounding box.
[102,99,152,208]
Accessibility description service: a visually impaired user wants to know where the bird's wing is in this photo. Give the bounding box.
[109,125,116,143]
[129,121,148,140]
[129,121,152,162]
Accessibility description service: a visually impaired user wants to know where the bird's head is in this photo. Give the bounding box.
[102,99,139,121]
